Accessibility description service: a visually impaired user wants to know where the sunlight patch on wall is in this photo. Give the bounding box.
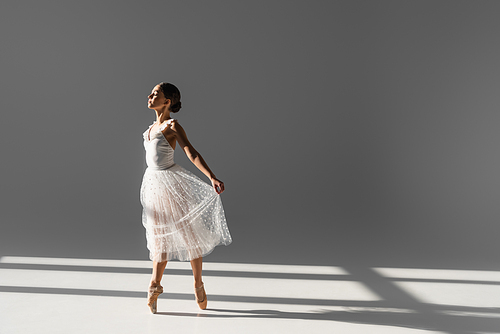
[0,256,348,275]
[0,256,378,302]
[373,267,500,282]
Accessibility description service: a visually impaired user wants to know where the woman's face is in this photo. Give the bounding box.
[147,85,168,110]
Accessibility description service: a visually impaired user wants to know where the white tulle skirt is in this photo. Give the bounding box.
[140,164,232,262]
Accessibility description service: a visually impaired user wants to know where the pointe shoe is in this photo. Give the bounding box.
[195,283,207,310]
[147,285,163,314]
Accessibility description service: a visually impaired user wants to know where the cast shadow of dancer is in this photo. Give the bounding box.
[157,263,500,334]
[157,306,500,333]
[207,307,500,334]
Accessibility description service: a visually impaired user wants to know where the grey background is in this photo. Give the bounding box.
[1,0,499,270]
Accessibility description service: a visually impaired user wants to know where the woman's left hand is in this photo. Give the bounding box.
[211,178,225,194]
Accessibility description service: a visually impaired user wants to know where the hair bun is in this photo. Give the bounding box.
[158,82,182,113]
[171,101,182,113]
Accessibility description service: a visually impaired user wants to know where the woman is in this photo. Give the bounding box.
[140,82,232,313]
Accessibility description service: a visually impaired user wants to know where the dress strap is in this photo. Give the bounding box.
[160,119,176,131]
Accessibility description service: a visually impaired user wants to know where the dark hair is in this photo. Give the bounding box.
[158,82,182,113]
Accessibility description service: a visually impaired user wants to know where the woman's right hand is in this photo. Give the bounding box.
[211,178,225,195]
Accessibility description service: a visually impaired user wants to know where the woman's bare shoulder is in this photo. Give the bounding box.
[169,119,185,132]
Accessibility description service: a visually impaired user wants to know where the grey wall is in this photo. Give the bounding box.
[1,0,499,269]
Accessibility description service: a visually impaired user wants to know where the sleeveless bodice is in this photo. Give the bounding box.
[143,120,175,170]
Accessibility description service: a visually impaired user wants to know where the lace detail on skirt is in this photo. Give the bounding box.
[140,164,232,262]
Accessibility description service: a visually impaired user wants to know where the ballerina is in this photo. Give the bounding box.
[140,82,232,313]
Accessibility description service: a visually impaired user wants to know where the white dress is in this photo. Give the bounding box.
[140,119,232,262]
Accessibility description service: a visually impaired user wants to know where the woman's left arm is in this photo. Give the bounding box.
[171,121,225,194]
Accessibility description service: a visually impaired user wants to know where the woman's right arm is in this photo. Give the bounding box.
[170,121,225,194]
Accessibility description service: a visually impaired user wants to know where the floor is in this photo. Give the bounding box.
[1,256,499,334]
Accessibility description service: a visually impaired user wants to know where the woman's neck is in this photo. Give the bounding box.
[154,108,171,124]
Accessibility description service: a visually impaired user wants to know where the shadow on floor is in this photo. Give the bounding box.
[1,256,500,334]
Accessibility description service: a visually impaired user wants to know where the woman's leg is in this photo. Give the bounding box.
[190,256,207,309]
[147,261,167,313]
[190,257,203,288]
[151,261,168,286]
